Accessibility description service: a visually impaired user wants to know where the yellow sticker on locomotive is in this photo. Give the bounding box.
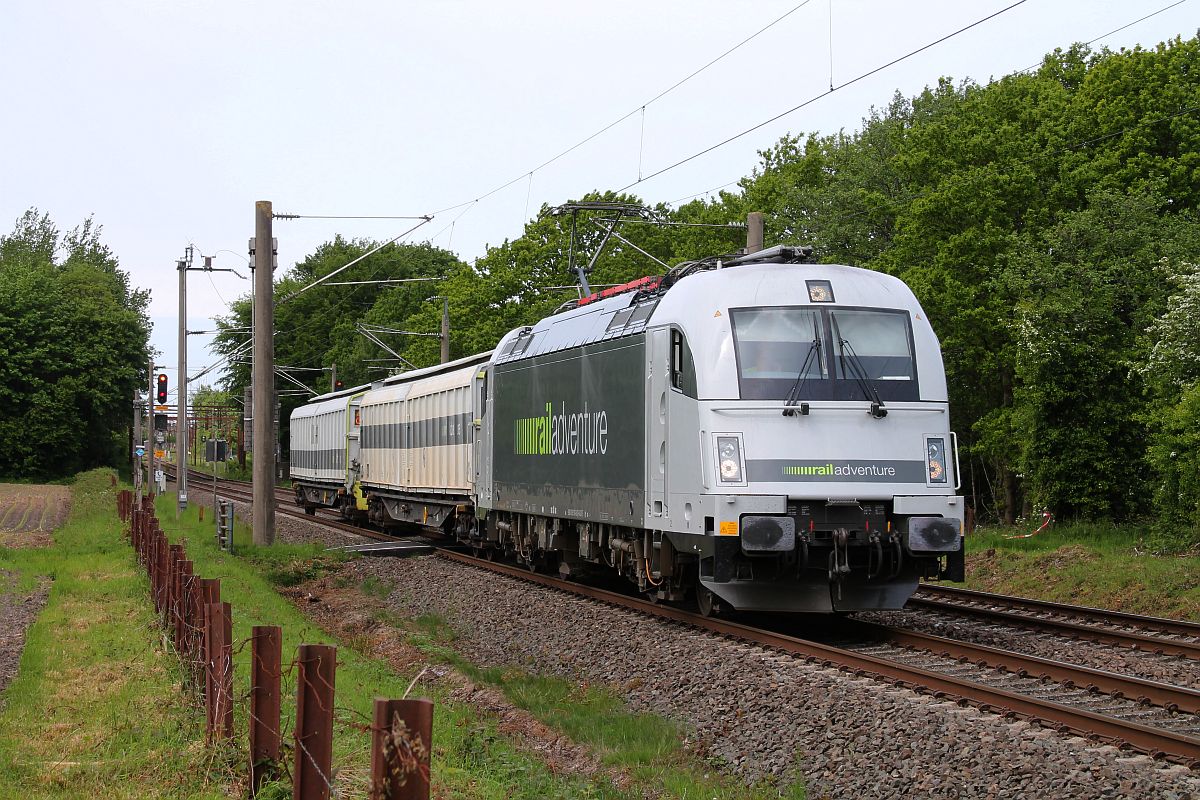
[719,521,738,536]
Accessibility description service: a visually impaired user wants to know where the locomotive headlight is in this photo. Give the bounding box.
[926,437,947,484]
[717,436,743,483]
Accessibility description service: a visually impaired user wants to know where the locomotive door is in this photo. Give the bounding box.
[647,328,670,519]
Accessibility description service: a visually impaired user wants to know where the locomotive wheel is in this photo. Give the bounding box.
[695,585,720,618]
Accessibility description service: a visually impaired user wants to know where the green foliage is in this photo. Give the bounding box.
[209,35,1199,531]
[0,211,150,480]
[732,36,1200,525]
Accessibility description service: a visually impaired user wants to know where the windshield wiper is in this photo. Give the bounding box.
[836,332,888,419]
[782,339,821,417]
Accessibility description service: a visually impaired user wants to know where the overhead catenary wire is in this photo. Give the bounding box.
[660,0,1192,212]
[274,213,433,220]
[278,217,433,304]
[425,0,816,218]
[1017,0,1191,74]
[618,0,1030,193]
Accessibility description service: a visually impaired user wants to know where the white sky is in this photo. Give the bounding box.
[1,0,1194,394]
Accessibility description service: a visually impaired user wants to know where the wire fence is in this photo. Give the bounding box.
[118,490,433,799]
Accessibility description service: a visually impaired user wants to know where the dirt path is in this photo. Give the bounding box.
[0,483,67,699]
[0,572,50,698]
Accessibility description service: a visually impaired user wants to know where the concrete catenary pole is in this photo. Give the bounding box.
[148,359,156,499]
[133,389,143,500]
[252,201,275,546]
[177,258,188,513]
[440,296,450,364]
[746,212,764,254]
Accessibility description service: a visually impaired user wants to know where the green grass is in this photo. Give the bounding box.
[157,495,805,798]
[2,475,805,797]
[960,520,1200,619]
[0,470,226,799]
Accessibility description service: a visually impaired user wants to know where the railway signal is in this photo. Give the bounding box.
[156,373,168,404]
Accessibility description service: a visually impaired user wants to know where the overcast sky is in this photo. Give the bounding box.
[1,0,1194,394]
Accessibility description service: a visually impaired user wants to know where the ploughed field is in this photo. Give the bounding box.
[0,484,71,548]
[0,483,62,697]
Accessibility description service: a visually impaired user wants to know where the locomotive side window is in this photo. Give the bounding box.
[671,329,684,390]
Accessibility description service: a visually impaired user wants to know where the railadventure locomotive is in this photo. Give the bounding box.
[290,245,965,614]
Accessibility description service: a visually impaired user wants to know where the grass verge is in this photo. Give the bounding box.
[3,475,805,797]
[169,495,805,798]
[961,520,1200,619]
[0,470,226,799]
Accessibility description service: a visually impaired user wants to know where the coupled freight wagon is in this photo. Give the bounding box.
[291,245,965,615]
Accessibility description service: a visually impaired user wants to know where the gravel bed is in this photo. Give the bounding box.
[854,608,1200,690]
[337,555,1200,798]
[0,571,51,700]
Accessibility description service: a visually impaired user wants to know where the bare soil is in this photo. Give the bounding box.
[0,484,71,548]
[0,571,51,700]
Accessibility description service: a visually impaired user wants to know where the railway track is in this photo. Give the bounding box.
[434,549,1200,767]
[159,466,1200,765]
[913,584,1200,659]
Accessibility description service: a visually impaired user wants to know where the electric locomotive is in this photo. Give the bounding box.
[290,245,964,614]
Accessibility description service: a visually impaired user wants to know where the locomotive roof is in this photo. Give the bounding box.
[492,258,921,367]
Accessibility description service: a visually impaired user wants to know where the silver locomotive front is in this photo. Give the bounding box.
[650,253,964,613]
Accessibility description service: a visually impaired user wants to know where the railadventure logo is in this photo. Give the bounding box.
[515,401,608,456]
[784,462,897,477]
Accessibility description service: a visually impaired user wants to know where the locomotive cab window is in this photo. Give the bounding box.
[830,309,915,383]
[730,306,919,402]
[731,307,826,399]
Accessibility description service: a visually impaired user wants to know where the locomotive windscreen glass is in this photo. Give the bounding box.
[731,308,826,398]
[829,309,915,382]
[731,306,918,401]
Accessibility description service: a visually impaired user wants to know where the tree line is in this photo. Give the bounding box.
[0,211,151,479]
[200,35,1195,540]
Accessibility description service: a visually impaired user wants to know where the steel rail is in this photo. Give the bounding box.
[918,584,1200,639]
[435,549,1200,767]
[907,596,1200,660]
[854,621,1200,714]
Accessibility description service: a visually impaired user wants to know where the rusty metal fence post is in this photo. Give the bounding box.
[293,644,337,800]
[175,559,193,651]
[369,698,433,800]
[250,626,282,796]
[205,601,234,742]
